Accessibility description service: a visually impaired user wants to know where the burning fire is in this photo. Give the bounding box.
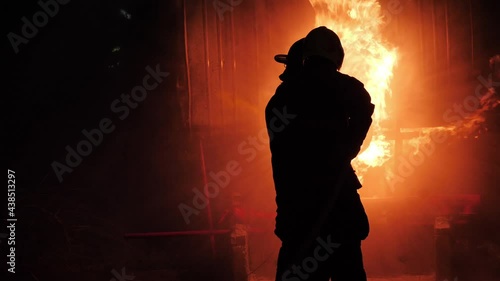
[309,0,500,187]
[308,0,398,178]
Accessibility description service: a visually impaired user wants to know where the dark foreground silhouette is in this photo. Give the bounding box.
[266,26,375,281]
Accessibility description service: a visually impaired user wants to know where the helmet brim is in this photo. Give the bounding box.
[274,54,288,64]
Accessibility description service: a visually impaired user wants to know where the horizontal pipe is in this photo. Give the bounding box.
[124,229,231,238]
[124,227,268,239]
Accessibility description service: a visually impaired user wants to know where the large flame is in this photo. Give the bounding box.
[308,0,500,190]
[308,0,398,178]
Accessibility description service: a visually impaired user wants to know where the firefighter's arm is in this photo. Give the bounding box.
[345,80,375,159]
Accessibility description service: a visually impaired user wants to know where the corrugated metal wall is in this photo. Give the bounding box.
[181,0,316,135]
[181,0,497,132]
[182,0,268,134]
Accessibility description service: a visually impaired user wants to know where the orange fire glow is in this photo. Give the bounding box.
[308,0,500,187]
[308,0,398,179]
